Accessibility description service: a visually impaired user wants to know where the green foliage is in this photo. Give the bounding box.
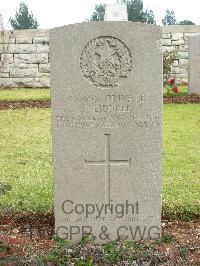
[0,246,7,253]
[124,0,146,22]
[53,236,69,249]
[36,237,69,265]
[104,241,124,263]
[90,0,156,24]
[144,9,156,25]
[178,20,195,25]
[39,239,146,265]
[163,50,178,84]
[90,3,105,21]
[125,0,156,24]
[179,244,187,260]
[162,9,176,26]
[10,2,39,30]
[74,258,94,266]
[103,240,155,263]
[156,233,174,245]
[79,235,93,245]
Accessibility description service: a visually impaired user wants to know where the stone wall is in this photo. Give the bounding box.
[0,29,50,88]
[0,25,200,88]
[162,25,200,84]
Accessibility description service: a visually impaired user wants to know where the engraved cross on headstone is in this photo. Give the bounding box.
[84,134,131,204]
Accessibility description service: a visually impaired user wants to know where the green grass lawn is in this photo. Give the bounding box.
[0,86,188,102]
[0,88,50,101]
[163,104,200,218]
[0,105,199,219]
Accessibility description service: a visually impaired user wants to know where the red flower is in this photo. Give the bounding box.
[168,78,175,85]
[173,87,179,93]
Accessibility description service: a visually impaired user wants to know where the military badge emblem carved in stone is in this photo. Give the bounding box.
[80,36,132,88]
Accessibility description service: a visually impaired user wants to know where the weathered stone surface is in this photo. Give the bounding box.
[171,33,183,40]
[14,54,31,63]
[36,44,49,53]
[162,39,171,46]
[0,53,13,63]
[162,25,200,34]
[39,63,50,73]
[0,36,15,44]
[0,77,49,88]
[184,34,200,46]
[172,60,179,66]
[10,63,38,69]
[33,78,50,87]
[0,63,9,72]
[37,72,50,78]
[179,59,188,66]
[12,29,49,38]
[162,33,171,39]
[14,53,48,64]
[10,68,38,78]
[0,72,9,78]
[1,26,200,88]
[0,78,33,87]
[9,68,50,78]
[50,22,162,243]
[171,66,179,74]
[33,36,49,44]
[16,37,32,44]
[34,29,49,37]
[179,45,188,52]
[189,36,200,94]
[161,46,175,52]
[0,44,37,53]
[172,39,185,45]
[184,32,200,37]
[178,51,188,59]
[177,74,187,83]
[179,67,188,74]
[0,29,50,88]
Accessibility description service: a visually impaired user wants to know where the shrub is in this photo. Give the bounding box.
[163,50,178,85]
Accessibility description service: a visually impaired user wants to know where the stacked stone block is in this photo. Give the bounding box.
[162,25,200,84]
[1,26,200,87]
[0,29,50,88]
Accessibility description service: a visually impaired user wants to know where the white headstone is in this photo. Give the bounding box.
[50,22,162,244]
[189,36,200,94]
[104,3,128,21]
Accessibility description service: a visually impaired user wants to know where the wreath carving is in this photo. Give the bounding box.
[80,36,132,88]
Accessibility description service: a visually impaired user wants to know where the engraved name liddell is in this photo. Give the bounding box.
[80,36,132,88]
[84,134,131,204]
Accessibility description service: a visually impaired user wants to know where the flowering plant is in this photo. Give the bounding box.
[165,78,179,95]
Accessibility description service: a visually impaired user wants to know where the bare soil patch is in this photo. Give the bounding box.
[0,94,199,111]
[0,213,199,265]
[0,100,50,110]
[163,94,200,104]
